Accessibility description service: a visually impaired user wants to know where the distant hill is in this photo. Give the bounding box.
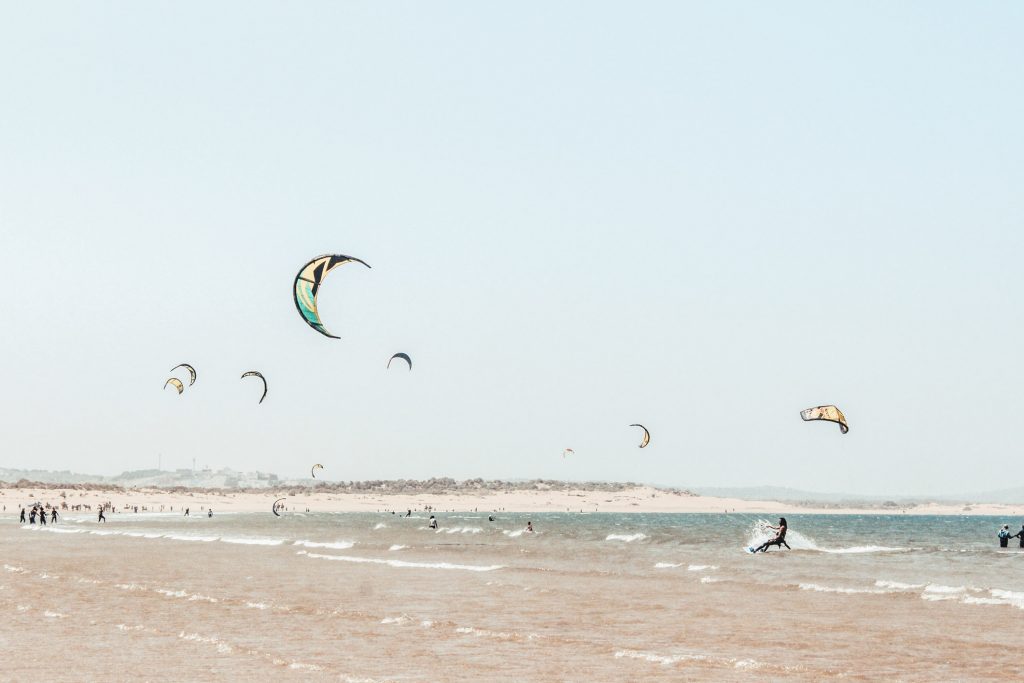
[692,485,1024,505]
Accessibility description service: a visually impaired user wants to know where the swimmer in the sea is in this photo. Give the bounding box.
[428,515,438,529]
[751,517,789,552]
[526,521,534,533]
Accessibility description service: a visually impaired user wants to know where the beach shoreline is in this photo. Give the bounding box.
[3,484,1022,517]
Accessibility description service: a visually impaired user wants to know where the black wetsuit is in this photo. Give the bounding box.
[999,531,1010,548]
[19,509,25,523]
[98,510,106,523]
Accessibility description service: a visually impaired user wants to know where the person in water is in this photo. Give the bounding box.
[998,525,1011,548]
[752,517,790,552]
[19,507,26,523]
[97,507,106,523]
[1014,525,1024,549]
[526,521,534,533]
[428,515,437,529]
[208,509,213,518]
[184,507,189,517]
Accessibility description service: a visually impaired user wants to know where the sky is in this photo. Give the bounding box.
[0,3,1021,495]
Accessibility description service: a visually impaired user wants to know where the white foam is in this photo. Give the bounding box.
[799,583,889,595]
[700,576,721,584]
[163,534,217,543]
[818,546,907,554]
[654,562,682,569]
[156,589,188,598]
[503,530,525,538]
[614,649,708,665]
[3,565,26,573]
[923,584,969,595]
[874,580,925,591]
[115,583,146,591]
[389,545,408,551]
[687,564,717,571]
[381,614,413,625]
[989,589,1024,609]
[179,631,233,654]
[605,533,647,543]
[220,537,284,546]
[245,601,270,610]
[300,551,502,572]
[44,610,66,618]
[443,527,482,534]
[455,626,537,641]
[374,523,387,530]
[293,540,355,550]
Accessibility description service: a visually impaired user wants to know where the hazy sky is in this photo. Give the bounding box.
[1,3,1021,494]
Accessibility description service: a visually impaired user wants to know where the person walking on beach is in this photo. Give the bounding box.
[97,507,106,523]
[998,525,1012,548]
[19,507,26,523]
[752,517,790,553]
[50,508,58,524]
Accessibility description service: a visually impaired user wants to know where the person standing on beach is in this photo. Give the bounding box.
[998,525,1011,548]
[19,507,26,523]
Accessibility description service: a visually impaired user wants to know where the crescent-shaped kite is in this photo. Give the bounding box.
[170,364,196,386]
[293,254,371,339]
[629,424,651,448]
[164,378,184,395]
[272,497,287,516]
[562,448,575,459]
[387,353,412,371]
[240,371,267,404]
[800,405,849,434]
[311,463,324,478]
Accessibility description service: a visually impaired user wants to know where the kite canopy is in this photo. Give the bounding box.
[311,463,324,479]
[629,424,651,448]
[171,364,196,386]
[293,254,371,339]
[164,378,184,395]
[272,497,287,516]
[387,352,412,371]
[800,405,849,434]
[241,371,267,404]
[562,448,575,459]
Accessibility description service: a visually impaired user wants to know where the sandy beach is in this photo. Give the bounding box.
[4,485,1023,518]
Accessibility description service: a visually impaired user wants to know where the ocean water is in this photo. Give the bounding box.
[3,511,1023,680]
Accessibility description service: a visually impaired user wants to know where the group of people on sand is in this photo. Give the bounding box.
[20,504,58,525]
[998,524,1024,548]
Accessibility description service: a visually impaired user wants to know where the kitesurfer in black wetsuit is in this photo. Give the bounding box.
[752,517,790,552]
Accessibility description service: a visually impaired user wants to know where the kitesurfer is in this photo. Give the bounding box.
[752,518,789,552]
[428,515,438,529]
[1013,525,1024,548]
[184,507,190,517]
[98,507,106,523]
[488,515,495,522]
[999,525,1011,548]
[406,510,411,517]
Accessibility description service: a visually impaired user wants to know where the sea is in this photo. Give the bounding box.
[2,511,1023,681]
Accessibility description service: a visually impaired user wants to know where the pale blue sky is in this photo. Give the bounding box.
[1,3,1021,494]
